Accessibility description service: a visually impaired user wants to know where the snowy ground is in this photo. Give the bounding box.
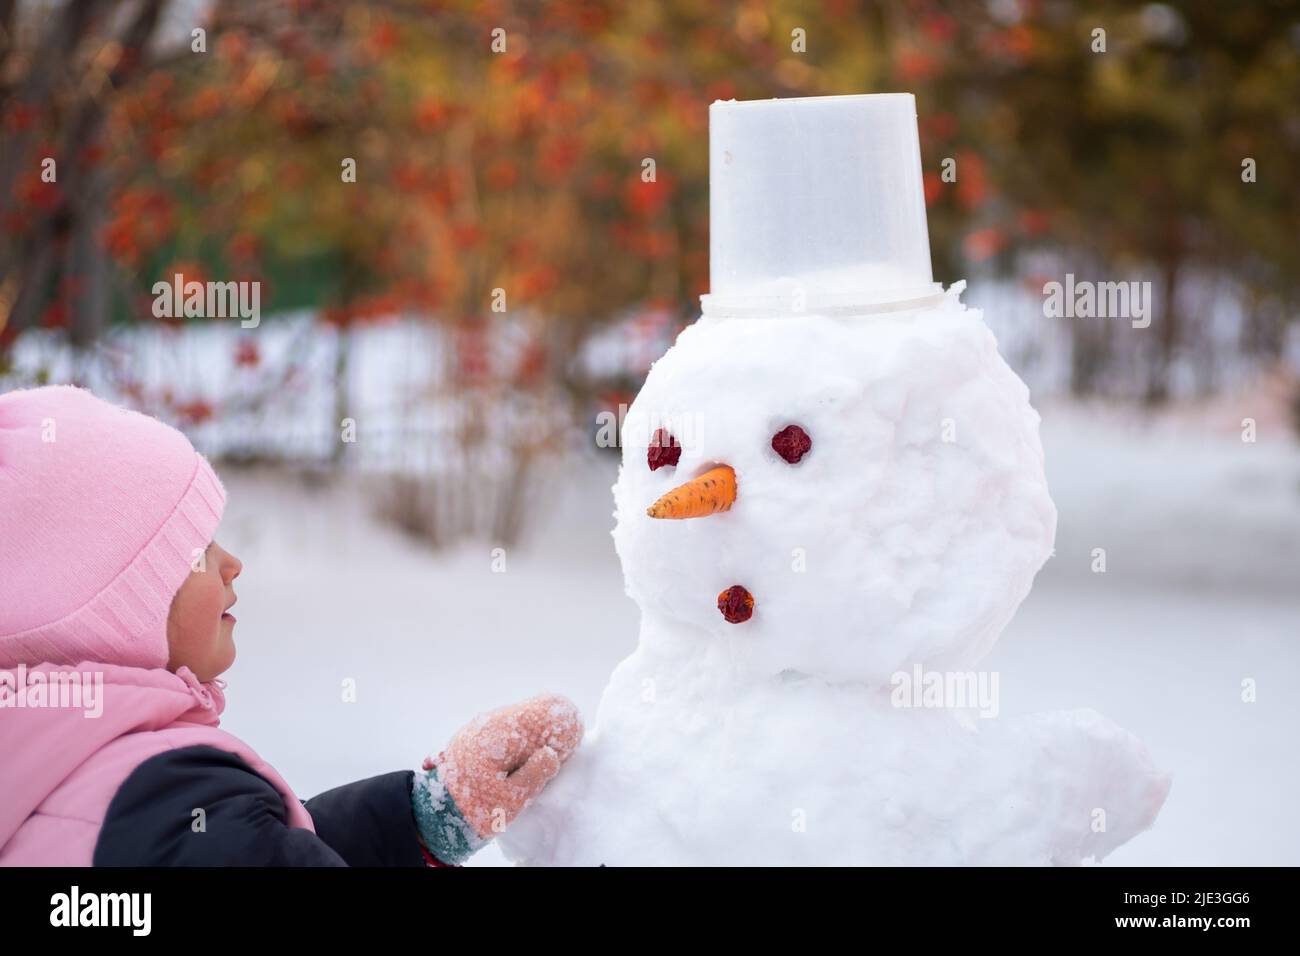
[214,402,1300,866]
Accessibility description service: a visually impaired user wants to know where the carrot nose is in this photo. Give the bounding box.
[646,464,737,519]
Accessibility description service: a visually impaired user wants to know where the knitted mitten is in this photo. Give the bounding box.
[411,694,582,865]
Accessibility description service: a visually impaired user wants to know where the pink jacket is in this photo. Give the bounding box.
[0,662,314,866]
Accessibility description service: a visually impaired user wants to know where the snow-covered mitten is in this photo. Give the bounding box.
[411,694,583,865]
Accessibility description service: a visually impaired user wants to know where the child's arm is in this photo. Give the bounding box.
[410,694,583,865]
[303,770,429,866]
[94,694,583,867]
[94,745,424,867]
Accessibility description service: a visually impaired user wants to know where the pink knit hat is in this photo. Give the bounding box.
[0,385,225,670]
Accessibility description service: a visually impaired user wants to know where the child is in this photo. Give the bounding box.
[0,385,582,866]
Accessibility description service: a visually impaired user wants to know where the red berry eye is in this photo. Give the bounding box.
[647,428,681,471]
[771,424,811,463]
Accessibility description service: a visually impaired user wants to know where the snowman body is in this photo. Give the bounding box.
[500,292,1170,866]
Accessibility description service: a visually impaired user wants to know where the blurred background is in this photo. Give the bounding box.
[1,0,1297,864]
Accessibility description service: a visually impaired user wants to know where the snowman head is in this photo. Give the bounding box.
[612,302,1056,685]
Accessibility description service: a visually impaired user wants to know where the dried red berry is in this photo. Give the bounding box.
[647,428,681,470]
[717,585,754,624]
[771,424,811,463]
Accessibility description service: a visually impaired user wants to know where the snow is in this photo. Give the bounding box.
[207,375,1300,866]
[497,289,1180,865]
[497,638,1169,865]
[610,287,1058,684]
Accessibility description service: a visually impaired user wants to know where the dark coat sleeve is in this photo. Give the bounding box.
[93,745,426,867]
[303,768,427,867]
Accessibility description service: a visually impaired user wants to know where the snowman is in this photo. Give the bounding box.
[501,94,1169,865]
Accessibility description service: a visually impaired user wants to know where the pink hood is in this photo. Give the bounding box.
[0,661,313,865]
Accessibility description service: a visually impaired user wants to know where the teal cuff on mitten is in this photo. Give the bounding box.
[410,768,488,866]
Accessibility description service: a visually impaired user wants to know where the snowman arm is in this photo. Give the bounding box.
[1005,709,1171,864]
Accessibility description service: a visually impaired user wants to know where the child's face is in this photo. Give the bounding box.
[166,540,241,681]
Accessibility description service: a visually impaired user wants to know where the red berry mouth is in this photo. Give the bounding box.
[717,585,755,624]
